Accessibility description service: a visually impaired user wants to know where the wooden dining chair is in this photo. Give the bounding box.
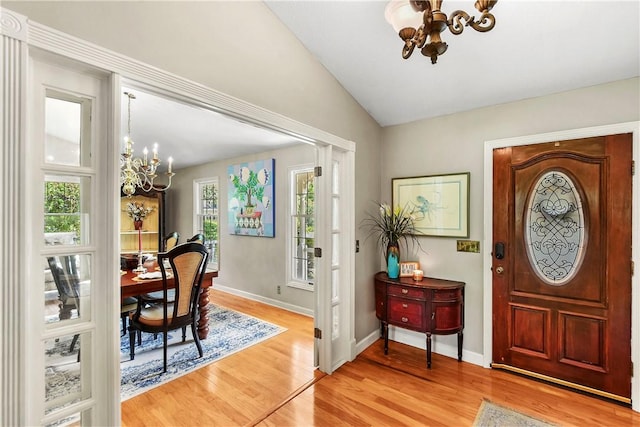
[163,231,180,252]
[187,233,205,244]
[47,255,81,352]
[127,242,209,372]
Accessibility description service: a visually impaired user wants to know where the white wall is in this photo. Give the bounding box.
[167,144,316,312]
[5,1,382,341]
[381,78,640,355]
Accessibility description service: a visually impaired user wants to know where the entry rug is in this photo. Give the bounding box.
[46,305,285,403]
[473,399,556,427]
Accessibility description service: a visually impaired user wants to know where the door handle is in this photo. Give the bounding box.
[495,242,505,259]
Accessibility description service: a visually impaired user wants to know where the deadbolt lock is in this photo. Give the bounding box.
[495,266,504,274]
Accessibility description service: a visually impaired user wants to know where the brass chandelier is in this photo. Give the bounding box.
[120,92,175,197]
[385,0,497,64]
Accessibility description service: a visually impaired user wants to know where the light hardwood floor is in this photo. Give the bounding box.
[122,290,640,426]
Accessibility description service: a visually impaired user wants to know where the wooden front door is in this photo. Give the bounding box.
[492,133,632,402]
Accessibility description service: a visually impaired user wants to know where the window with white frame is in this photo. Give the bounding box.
[194,177,219,268]
[289,166,315,290]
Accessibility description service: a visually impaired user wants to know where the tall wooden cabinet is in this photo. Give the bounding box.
[119,188,165,254]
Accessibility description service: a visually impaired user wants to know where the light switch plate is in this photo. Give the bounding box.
[457,240,480,253]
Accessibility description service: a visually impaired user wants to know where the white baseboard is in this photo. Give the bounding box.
[213,285,484,367]
[213,283,314,317]
[356,325,484,367]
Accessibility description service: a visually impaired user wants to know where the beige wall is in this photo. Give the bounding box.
[167,144,316,311]
[7,1,638,356]
[5,1,383,341]
[381,77,640,354]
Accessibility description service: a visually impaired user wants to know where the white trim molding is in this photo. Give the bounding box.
[483,121,640,412]
[1,8,28,41]
[1,8,28,425]
[1,6,358,424]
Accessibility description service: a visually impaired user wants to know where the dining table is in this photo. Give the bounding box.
[120,261,218,339]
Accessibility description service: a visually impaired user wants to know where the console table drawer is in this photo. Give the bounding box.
[388,285,426,300]
[388,297,425,329]
[433,289,463,301]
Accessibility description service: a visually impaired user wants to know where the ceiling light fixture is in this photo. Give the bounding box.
[120,92,175,197]
[385,0,497,64]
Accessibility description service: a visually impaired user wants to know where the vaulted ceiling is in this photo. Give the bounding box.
[120,1,640,169]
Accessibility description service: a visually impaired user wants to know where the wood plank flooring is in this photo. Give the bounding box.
[121,290,640,426]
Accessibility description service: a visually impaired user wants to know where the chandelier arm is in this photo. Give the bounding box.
[402,40,417,59]
[447,9,496,34]
[447,10,472,35]
[468,10,496,32]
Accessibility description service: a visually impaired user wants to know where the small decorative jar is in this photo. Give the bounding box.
[413,269,424,281]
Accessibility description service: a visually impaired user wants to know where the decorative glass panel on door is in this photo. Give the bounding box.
[45,92,92,167]
[525,170,585,286]
[43,254,92,325]
[44,175,91,247]
[44,331,91,415]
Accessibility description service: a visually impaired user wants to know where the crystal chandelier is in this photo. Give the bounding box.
[385,0,497,64]
[120,92,175,197]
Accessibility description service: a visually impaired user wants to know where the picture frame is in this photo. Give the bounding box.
[399,261,420,278]
[227,158,275,237]
[392,172,470,238]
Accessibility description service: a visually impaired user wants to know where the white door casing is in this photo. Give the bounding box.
[2,7,356,425]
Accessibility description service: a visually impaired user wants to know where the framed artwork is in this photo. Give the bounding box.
[399,261,420,278]
[392,172,470,238]
[228,158,275,237]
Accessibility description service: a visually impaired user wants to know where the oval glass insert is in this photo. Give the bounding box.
[525,171,585,286]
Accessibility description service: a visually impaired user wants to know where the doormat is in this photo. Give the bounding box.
[473,399,556,427]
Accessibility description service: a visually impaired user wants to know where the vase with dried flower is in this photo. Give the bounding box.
[361,202,422,279]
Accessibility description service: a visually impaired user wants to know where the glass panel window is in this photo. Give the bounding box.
[525,170,585,286]
[290,167,315,288]
[194,178,219,267]
[44,175,90,246]
[44,332,91,415]
[44,254,92,325]
[44,92,91,167]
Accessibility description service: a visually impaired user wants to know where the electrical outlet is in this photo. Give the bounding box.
[277,285,281,294]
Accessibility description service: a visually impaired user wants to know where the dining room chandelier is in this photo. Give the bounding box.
[120,91,175,197]
[384,0,497,64]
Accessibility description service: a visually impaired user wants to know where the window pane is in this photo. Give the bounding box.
[44,332,91,414]
[196,179,219,266]
[291,168,315,284]
[45,94,90,167]
[44,254,92,325]
[44,175,91,246]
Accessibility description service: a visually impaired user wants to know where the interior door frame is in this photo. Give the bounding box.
[1,7,356,425]
[483,121,640,411]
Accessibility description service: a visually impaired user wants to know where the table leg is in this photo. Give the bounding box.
[457,331,463,362]
[197,288,210,339]
[426,332,432,369]
[383,322,389,355]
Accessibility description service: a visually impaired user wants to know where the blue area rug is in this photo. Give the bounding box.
[120,304,285,400]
